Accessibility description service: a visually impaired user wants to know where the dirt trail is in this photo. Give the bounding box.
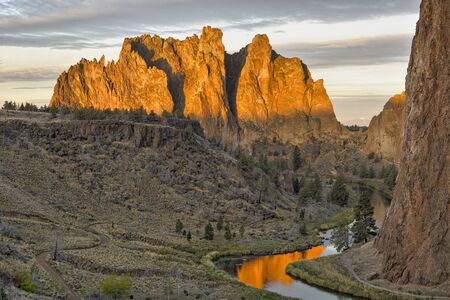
[340,242,450,300]
[1,211,110,300]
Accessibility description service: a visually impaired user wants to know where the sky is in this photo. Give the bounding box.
[0,0,420,125]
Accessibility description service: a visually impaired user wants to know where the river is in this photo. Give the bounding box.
[220,191,390,300]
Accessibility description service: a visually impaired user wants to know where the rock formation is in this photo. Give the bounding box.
[365,92,406,162]
[374,0,449,286]
[51,27,344,146]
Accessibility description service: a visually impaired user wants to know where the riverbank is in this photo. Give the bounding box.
[286,241,450,300]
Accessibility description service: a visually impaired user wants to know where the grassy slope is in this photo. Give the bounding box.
[286,255,413,300]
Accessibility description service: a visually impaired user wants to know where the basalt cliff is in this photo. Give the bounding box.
[365,92,406,162]
[375,0,449,286]
[50,27,345,147]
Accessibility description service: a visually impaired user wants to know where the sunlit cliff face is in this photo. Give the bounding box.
[236,245,326,288]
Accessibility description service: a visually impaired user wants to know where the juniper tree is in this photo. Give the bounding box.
[292,146,302,170]
[175,219,183,234]
[353,189,377,243]
[328,175,349,206]
[292,177,301,194]
[239,225,245,238]
[313,173,322,201]
[204,223,214,240]
[224,224,232,240]
[216,216,224,231]
[187,231,192,241]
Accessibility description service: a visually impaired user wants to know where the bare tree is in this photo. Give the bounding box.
[53,230,64,260]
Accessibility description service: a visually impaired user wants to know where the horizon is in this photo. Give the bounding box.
[0,0,420,125]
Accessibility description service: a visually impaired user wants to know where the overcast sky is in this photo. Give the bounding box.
[0,0,420,124]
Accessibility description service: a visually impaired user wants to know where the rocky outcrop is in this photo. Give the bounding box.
[375,0,449,286]
[51,26,344,146]
[226,34,344,146]
[365,92,406,162]
[1,119,204,149]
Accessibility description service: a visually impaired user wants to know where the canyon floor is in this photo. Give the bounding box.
[0,110,392,299]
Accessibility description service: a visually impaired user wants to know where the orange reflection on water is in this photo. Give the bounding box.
[236,246,326,289]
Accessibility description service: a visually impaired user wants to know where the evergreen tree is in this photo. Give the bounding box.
[328,175,349,206]
[299,209,305,220]
[175,219,183,234]
[292,146,302,170]
[187,231,192,241]
[368,166,375,178]
[313,173,322,201]
[49,105,58,118]
[239,225,245,238]
[292,177,301,194]
[332,223,350,252]
[224,224,232,240]
[204,223,214,240]
[353,189,377,243]
[359,165,369,178]
[216,216,224,231]
[298,221,307,235]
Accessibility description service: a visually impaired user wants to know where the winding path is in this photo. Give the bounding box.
[1,211,110,300]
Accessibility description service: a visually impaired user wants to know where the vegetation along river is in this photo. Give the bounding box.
[221,192,390,299]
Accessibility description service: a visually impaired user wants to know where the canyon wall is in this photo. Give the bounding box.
[365,92,406,162]
[51,27,345,146]
[374,0,449,286]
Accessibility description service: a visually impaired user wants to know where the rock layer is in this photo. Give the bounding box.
[375,0,449,286]
[365,92,406,162]
[51,27,343,145]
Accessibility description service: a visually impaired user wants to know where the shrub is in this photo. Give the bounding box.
[292,146,302,170]
[17,272,37,293]
[204,223,214,240]
[100,275,132,299]
[328,175,349,206]
[175,219,183,234]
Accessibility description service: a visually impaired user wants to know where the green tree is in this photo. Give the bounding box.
[353,189,377,243]
[49,105,58,118]
[292,177,301,194]
[359,165,369,178]
[299,209,305,220]
[313,173,322,201]
[328,175,349,206]
[292,146,302,170]
[100,275,132,299]
[239,225,245,238]
[368,166,375,178]
[298,221,307,235]
[187,231,192,241]
[331,223,350,252]
[204,223,214,240]
[216,216,224,231]
[224,224,232,240]
[18,272,37,293]
[175,219,183,234]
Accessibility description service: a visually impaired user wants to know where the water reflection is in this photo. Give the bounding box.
[236,246,326,288]
[235,244,353,299]
[371,192,389,228]
[229,192,390,300]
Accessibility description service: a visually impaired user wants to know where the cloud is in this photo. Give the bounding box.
[0,0,420,48]
[0,66,62,82]
[12,86,53,90]
[0,33,122,49]
[275,34,413,68]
